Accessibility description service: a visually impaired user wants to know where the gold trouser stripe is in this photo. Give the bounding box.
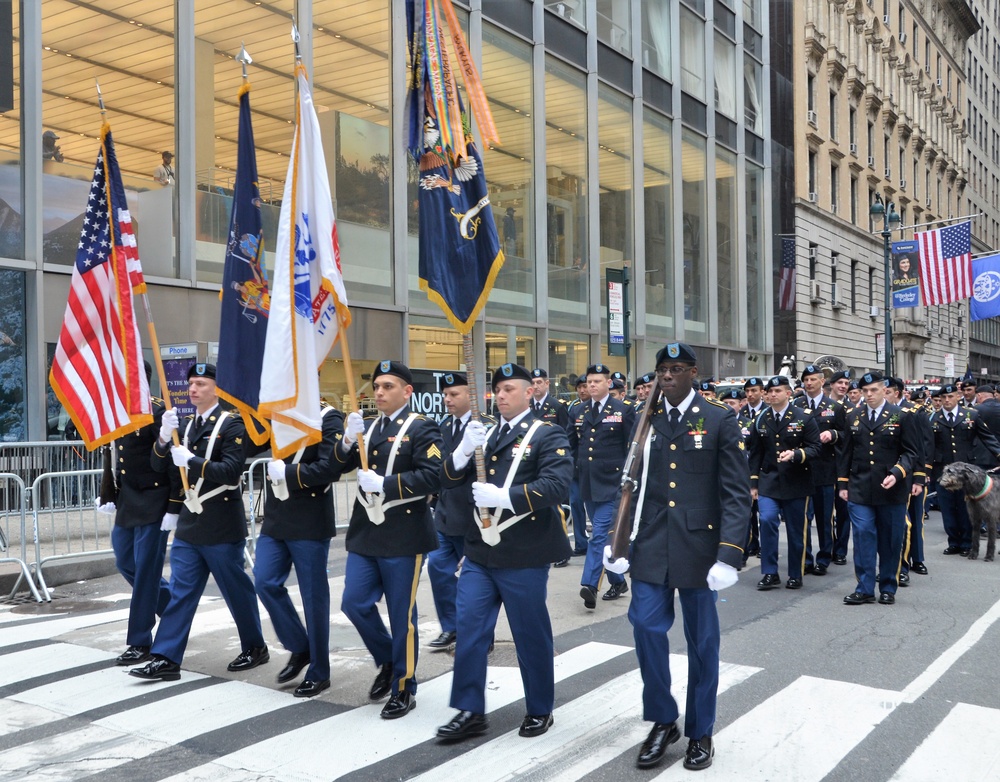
[399,553,423,693]
[901,514,913,564]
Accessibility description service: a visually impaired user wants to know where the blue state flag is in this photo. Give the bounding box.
[215,83,271,444]
[971,253,1000,322]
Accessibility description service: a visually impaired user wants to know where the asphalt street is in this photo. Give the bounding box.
[0,510,998,781]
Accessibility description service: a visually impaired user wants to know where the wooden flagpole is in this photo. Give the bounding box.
[462,332,491,527]
[95,79,191,497]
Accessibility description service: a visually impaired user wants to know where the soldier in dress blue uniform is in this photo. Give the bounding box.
[634,371,656,403]
[837,371,922,605]
[885,379,932,581]
[930,384,1000,556]
[252,401,345,698]
[830,370,855,565]
[697,380,717,401]
[335,360,443,719]
[749,376,822,590]
[605,343,749,771]
[610,372,632,403]
[794,365,847,577]
[737,378,765,563]
[426,372,494,650]
[130,363,268,682]
[563,376,591,561]
[102,361,179,666]
[436,362,573,742]
[529,368,571,430]
[570,363,637,607]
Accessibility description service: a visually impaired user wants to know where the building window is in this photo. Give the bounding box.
[851,260,858,314]
[849,107,857,147]
[808,151,817,196]
[746,163,766,351]
[0,269,27,440]
[714,33,737,118]
[597,0,631,55]
[682,130,709,339]
[679,7,706,101]
[869,267,876,311]
[807,74,815,112]
[643,108,675,339]
[808,243,818,280]
[867,121,875,164]
[716,147,738,345]
[641,1,672,79]
[744,56,763,134]
[830,164,839,213]
[829,93,837,139]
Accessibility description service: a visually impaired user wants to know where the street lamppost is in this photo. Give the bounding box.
[869,194,901,377]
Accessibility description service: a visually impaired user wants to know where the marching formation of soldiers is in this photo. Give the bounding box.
[101,350,1000,772]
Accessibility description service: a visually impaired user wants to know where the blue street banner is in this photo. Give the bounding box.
[215,83,271,445]
[406,0,504,334]
[971,253,1000,322]
[891,240,920,308]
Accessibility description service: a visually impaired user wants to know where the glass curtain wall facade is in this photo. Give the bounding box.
[6,0,771,438]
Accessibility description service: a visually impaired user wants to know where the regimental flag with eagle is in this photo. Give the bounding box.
[49,124,152,449]
[258,64,351,459]
[215,81,272,445]
[406,0,504,333]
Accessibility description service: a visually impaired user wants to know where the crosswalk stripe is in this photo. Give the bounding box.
[0,609,131,647]
[0,702,64,740]
[0,643,110,689]
[889,703,1000,781]
[408,658,762,782]
[159,641,633,782]
[653,675,900,781]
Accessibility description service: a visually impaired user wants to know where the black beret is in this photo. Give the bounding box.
[530,368,548,379]
[830,370,852,382]
[492,362,532,390]
[743,377,763,389]
[978,383,996,393]
[936,383,960,396]
[801,364,824,380]
[611,379,626,390]
[885,377,905,392]
[859,371,885,387]
[655,342,697,366]
[964,379,977,389]
[848,380,860,390]
[635,372,656,387]
[765,375,790,389]
[585,363,611,376]
[699,381,717,392]
[611,371,627,383]
[575,376,587,387]
[187,362,216,380]
[441,372,467,389]
[373,360,413,385]
[719,388,744,401]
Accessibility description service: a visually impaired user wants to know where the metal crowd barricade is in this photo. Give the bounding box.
[30,469,107,598]
[0,473,44,603]
[0,442,101,509]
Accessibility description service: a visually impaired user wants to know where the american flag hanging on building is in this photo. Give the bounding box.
[778,236,796,310]
[917,220,972,306]
[48,124,152,449]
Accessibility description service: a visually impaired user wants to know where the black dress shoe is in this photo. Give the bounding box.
[843,591,876,605]
[804,563,815,574]
[227,645,269,672]
[911,561,929,575]
[369,662,393,700]
[437,710,489,740]
[832,555,848,565]
[943,546,965,555]
[683,736,714,770]
[960,549,971,557]
[115,645,150,666]
[277,651,311,684]
[428,631,457,649]
[294,679,330,698]
[580,585,597,609]
[785,578,803,589]
[380,691,415,719]
[518,713,554,737]
[554,558,570,568]
[128,655,181,681]
[812,564,828,576]
[636,721,680,769]
[756,574,781,590]
[879,592,896,605]
[602,581,629,601]
[571,548,588,557]
[898,572,910,587]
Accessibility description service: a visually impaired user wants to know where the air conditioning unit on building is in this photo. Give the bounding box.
[807,110,817,126]
[868,155,876,167]
[936,78,942,87]
[884,167,892,179]
[959,327,966,341]
[808,191,818,203]
[808,246,818,260]
[900,179,907,189]
[831,283,844,309]
[869,305,880,318]
[810,280,824,303]
[899,33,907,44]
[883,14,890,25]
[926,197,932,207]
[849,142,858,154]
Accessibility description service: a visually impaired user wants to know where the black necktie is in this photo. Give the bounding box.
[869,408,876,424]
[668,407,680,433]
[811,398,817,411]
[497,422,509,440]
[535,401,542,413]
[948,412,955,425]
[453,419,463,439]
[195,415,203,430]
[380,416,389,434]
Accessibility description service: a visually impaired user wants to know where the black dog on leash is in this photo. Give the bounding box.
[938,462,998,562]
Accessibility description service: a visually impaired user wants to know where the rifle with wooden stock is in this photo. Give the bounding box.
[608,383,662,562]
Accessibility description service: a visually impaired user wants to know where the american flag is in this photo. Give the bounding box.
[48,124,152,449]
[778,237,796,310]
[917,220,972,306]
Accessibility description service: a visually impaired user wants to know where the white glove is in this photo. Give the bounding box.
[268,459,286,484]
[343,412,365,447]
[171,444,194,468]
[159,408,179,443]
[706,561,739,591]
[95,498,117,516]
[472,481,513,511]
[603,544,630,575]
[358,469,384,495]
[160,513,179,531]
[460,421,487,457]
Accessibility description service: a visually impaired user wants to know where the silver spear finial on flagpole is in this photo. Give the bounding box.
[236,42,252,82]
[291,22,302,61]
[95,79,106,118]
